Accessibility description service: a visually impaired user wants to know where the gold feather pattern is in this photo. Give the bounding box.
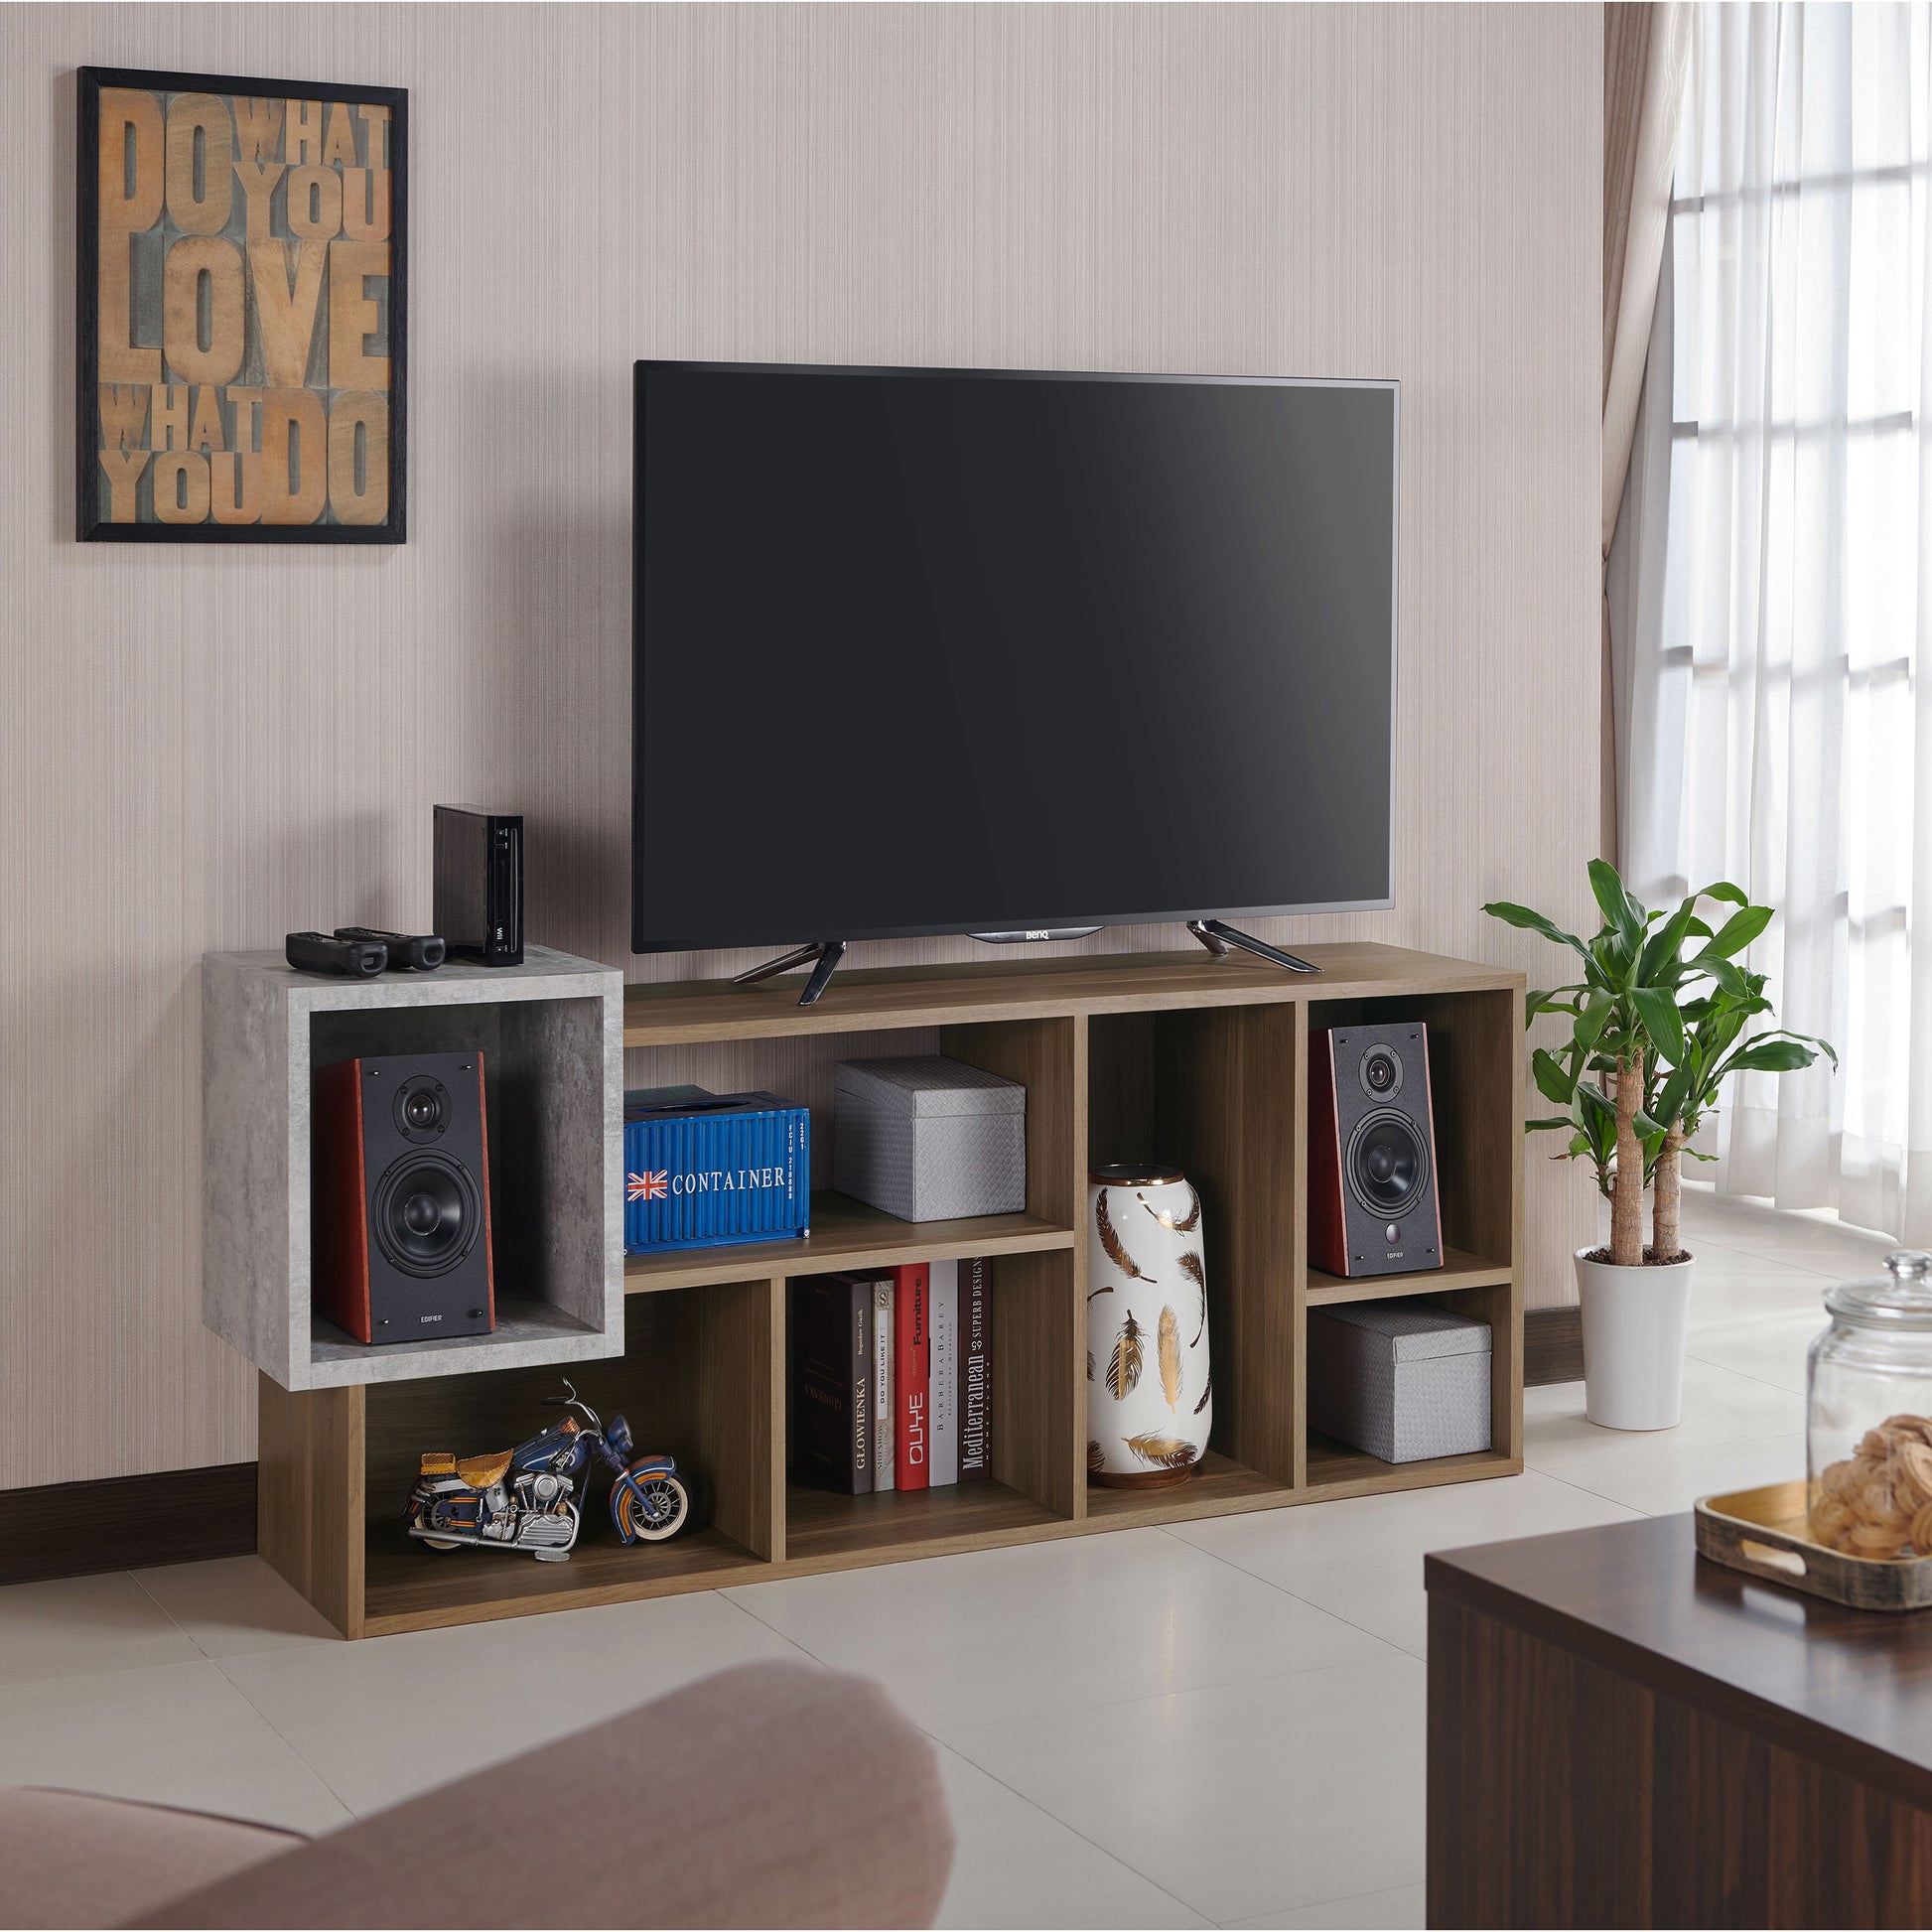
[1087,1349,1095,1382]
[1086,1283,1113,1302]
[1139,1186,1201,1233]
[1106,1312,1144,1400]
[1097,1189,1156,1281]
[1158,1306,1181,1412]
[1088,1440,1105,1473]
[1178,1251,1206,1344]
[1193,1370,1212,1416]
[1125,1432,1198,1470]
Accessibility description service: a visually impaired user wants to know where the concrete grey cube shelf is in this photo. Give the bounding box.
[204,945,623,1390]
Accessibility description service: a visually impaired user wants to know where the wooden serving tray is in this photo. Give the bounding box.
[1696,1479,1932,1612]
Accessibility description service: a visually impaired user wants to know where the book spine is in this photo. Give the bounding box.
[928,1258,959,1486]
[848,1276,873,1494]
[873,1280,896,1491]
[792,1277,870,1495]
[959,1256,991,1480]
[895,1262,930,1491]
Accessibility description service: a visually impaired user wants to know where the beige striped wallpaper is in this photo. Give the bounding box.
[1,2,1601,1488]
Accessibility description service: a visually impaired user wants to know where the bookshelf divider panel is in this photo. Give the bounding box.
[1068,1013,1090,1521]
[258,1375,364,1638]
[1406,989,1521,1270]
[939,1015,1079,1230]
[1288,1013,1311,1493]
[988,1246,1082,1519]
[1160,1005,1302,1488]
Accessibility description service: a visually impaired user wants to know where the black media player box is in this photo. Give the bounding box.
[434,806,523,966]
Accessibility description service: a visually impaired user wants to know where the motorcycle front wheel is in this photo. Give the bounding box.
[616,1471,689,1543]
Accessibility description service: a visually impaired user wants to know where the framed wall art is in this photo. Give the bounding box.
[76,67,407,543]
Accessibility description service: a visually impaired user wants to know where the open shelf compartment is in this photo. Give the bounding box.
[1086,1001,1304,1501]
[1302,1276,1521,1497]
[205,947,623,1392]
[780,1245,1082,1568]
[356,1281,781,1635]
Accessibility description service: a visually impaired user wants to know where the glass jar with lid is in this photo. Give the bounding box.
[1807,1250,1932,1559]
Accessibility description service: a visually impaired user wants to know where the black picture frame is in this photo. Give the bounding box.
[76,65,408,543]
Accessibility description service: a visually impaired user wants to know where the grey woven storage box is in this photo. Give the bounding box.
[1307,1300,1491,1463]
[833,1055,1027,1222]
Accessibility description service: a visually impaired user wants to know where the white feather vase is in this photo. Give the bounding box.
[1086,1164,1212,1487]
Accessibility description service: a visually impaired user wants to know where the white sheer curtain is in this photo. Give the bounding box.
[1611,2,1932,1238]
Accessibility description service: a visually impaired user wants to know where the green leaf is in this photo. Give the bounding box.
[1574,993,1613,1056]
[1630,986,1687,1065]
[1482,900,1591,963]
[1651,1064,1692,1133]
[1689,951,1751,998]
[1725,1039,1819,1075]
[1701,880,1749,906]
[1705,904,1773,958]
[1638,895,1702,984]
[1530,1048,1577,1106]
[1526,1115,1574,1134]
[1526,986,1587,1022]
[1588,859,1643,945]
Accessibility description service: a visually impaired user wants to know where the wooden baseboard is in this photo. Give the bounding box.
[1525,1306,1583,1387]
[0,1462,257,1587]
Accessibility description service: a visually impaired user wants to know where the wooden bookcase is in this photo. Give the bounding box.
[259,941,1525,1638]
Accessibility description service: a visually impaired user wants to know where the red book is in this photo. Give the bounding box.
[894,1262,930,1490]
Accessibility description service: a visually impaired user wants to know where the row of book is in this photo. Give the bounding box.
[792,1258,991,1494]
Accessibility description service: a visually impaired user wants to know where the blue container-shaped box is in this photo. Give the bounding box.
[623,1087,810,1255]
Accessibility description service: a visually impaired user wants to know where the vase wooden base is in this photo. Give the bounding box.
[1089,1461,1202,1490]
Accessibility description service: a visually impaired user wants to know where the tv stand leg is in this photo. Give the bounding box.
[732,939,850,1007]
[1186,918,1320,975]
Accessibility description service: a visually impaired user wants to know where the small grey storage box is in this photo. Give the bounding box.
[1307,1299,1492,1463]
[833,1055,1027,1222]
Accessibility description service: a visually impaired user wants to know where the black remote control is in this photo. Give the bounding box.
[333,926,447,971]
[287,931,386,977]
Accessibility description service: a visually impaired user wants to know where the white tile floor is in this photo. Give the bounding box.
[0,1188,1881,1930]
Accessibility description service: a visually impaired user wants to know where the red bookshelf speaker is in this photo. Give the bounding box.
[1308,1021,1443,1279]
[313,1050,495,1344]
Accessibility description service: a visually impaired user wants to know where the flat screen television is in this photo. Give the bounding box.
[633,362,1398,957]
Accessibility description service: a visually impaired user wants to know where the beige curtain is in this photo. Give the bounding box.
[1600,2,1691,863]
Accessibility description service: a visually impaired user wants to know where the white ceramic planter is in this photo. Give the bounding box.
[1575,1246,1696,1430]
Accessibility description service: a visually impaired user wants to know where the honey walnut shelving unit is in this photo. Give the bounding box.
[259,941,1525,1638]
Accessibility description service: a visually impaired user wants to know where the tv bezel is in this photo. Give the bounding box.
[631,360,1401,955]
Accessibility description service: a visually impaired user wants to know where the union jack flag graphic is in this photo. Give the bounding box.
[627,1170,670,1203]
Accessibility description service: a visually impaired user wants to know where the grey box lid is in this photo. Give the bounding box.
[1311,1300,1492,1361]
[834,1055,1025,1118]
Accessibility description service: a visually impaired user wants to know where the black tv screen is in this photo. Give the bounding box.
[633,363,1398,953]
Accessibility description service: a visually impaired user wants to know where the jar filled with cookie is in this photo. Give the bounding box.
[1808,1250,1932,1560]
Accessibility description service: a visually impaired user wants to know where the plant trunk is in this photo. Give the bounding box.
[1652,1130,1688,1262]
[1610,1046,1646,1268]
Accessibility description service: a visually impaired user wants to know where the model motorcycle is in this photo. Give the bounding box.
[405,1380,689,1561]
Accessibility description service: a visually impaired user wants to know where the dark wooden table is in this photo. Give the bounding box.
[1427,1512,1932,1928]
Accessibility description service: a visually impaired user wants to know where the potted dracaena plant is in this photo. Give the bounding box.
[1483,862,1833,1429]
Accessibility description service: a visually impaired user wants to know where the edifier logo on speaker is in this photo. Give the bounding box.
[420,1313,443,1324]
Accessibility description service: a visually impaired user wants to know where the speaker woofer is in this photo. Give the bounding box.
[373,1153,482,1278]
[1346,1109,1429,1217]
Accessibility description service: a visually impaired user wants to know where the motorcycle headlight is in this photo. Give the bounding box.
[607,1415,633,1458]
